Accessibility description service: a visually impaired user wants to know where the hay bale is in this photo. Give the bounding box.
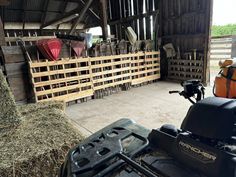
[0,102,84,177]
[0,70,21,131]
[18,101,66,115]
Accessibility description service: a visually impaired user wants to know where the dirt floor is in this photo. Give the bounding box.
[66,81,214,137]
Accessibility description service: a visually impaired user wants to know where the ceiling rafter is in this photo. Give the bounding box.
[41,7,80,29]
[22,0,27,30]
[79,0,100,21]
[57,0,69,30]
[54,0,100,21]
[69,0,94,35]
[40,0,50,29]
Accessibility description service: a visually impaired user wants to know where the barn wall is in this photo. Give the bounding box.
[108,0,213,84]
[108,0,159,42]
[159,0,213,83]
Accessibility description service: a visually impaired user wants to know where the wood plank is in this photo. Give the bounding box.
[32,67,90,77]
[38,90,94,102]
[132,74,160,85]
[30,58,90,67]
[0,17,6,46]
[109,10,159,25]
[7,74,30,101]
[93,73,130,83]
[168,71,202,76]
[5,36,56,42]
[94,79,131,90]
[36,82,93,96]
[34,75,90,87]
[5,62,28,76]
[92,67,130,77]
[91,60,130,69]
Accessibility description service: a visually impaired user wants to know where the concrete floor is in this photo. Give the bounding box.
[66,81,213,137]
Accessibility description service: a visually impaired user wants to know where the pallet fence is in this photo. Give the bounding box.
[29,51,160,103]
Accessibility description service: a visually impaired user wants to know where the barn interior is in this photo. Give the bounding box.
[4,1,235,177]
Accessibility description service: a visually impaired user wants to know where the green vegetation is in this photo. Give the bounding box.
[211,24,236,37]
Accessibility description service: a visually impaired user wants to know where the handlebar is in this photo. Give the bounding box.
[169,91,180,94]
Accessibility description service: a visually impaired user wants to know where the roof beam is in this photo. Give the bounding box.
[57,0,69,30]
[79,0,100,21]
[109,10,159,26]
[69,0,94,35]
[22,0,27,30]
[40,0,50,28]
[41,7,79,29]
[54,0,100,21]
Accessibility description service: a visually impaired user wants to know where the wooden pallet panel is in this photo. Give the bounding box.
[29,57,92,103]
[29,52,161,103]
[91,55,132,91]
[168,57,204,81]
[131,52,160,85]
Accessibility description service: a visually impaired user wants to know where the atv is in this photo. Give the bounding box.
[59,80,236,177]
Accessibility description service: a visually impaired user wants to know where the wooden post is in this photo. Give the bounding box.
[100,0,108,41]
[0,17,6,46]
[231,35,236,58]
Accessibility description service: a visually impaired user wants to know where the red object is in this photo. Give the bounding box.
[71,41,85,57]
[37,39,62,61]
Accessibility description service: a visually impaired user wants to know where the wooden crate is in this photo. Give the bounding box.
[29,58,93,102]
[131,52,160,85]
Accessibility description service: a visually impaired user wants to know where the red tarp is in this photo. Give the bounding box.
[37,39,62,61]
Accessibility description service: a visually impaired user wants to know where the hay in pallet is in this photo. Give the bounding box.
[0,70,85,177]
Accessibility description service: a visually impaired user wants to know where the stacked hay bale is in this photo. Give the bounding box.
[0,70,21,132]
[0,70,85,177]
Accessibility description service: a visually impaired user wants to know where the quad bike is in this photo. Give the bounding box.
[59,80,236,177]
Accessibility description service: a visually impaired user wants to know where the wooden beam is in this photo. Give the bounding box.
[22,0,27,30]
[57,0,69,30]
[41,7,79,28]
[79,0,100,21]
[40,0,50,28]
[0,17,6,46]
[69,0,94,35]
[54,0,101,17]
[53,0,101,21]
[5,36,56,42]
[109,10,159,26]
[100,0,108,40]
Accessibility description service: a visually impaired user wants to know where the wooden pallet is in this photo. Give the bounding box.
[29,57,93,102]
[91,54,132,91]
[29,52,161,103]
[131,52,160,85]
[168,58,203,81]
